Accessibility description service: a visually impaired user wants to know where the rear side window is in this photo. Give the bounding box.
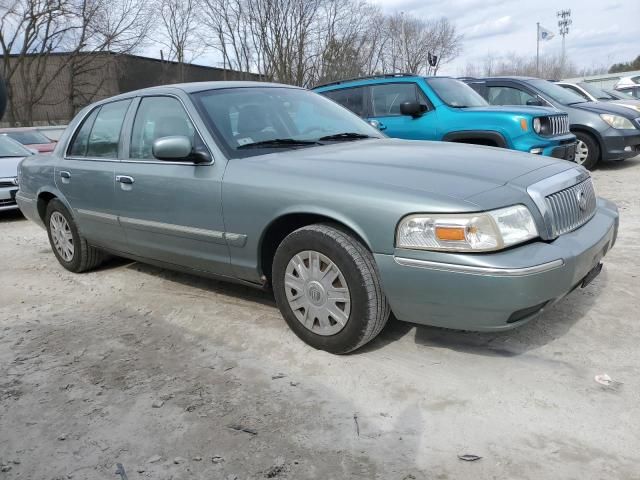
[371,83,422,116]
[322,87,367,117]
[86,100,131,158]
[68,100,131,158]
[486,86,536,106]
[68,109,99,156]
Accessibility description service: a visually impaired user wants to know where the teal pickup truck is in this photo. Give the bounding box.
[313,74,577,160]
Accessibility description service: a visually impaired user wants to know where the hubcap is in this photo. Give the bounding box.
[284,250,351,336]
[575,140,589,165]
[50,211,74,262]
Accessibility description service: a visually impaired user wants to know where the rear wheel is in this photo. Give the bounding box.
[45,199,106,273]
[272,224,390,354]
[574,131,600,170]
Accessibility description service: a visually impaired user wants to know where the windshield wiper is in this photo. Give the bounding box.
[318,132,373,141]
[237,138,321,149]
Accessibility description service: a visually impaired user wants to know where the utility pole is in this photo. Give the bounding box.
[557,9,572,76]
[536,22,540,77]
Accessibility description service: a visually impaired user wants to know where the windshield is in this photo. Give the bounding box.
[529,79,587,105]
[4,130,51,145]
[191,87,381,158]
[578,83,616,100]
[0,135,32,157]
[425,77,488,107]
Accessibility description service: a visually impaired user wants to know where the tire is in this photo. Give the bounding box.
[574,131,600,170]
[45,199,106,273]
[272,224,390,354]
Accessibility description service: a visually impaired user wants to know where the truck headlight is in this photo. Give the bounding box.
[600,114,635,129]
[533,117,542,134]
[396,205,538,252]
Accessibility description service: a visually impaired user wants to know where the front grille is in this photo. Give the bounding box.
[0,178,18,188]
[545,114,570,136]
[545,178,597,236]
[0,198,17,207]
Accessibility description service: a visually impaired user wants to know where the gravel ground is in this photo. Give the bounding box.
[1,157,640,480]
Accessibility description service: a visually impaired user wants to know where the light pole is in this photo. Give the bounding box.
[557,9,572,76]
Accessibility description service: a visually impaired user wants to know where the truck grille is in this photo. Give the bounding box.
[546,114,570,136]
[545,177,596,236]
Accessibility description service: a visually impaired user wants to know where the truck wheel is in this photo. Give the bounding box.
[45,199,106,273]
[574,132,599,170]
[272,224,390,354]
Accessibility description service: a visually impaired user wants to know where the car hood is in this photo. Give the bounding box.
[0,156,24,178]
[251,139,571,203]
[571,101,639,119]
[461,105,560,116]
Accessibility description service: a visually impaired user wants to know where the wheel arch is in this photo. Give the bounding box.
[258,210,372,282]
[35,187,71,223]
[442,130,508,148]
[570,125,604,156]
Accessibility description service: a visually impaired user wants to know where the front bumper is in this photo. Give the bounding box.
[0,186,19,211]
[545,141,576,161]
[601,127,640,161]
[375,198,618,331]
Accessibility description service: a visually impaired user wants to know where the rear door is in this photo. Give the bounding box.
[366,82,436,139]
[55,100,131,252]
[112,95,232,276]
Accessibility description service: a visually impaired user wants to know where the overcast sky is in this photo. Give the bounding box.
[372,0,640,76]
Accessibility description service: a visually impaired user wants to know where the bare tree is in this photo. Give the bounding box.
[156,0,202,81]
[0,0,151,124]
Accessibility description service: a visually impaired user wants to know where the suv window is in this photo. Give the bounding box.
[559,84,590,101]
[130,96,201,160]
[68,108,99,156]
[323,87,367,116]
[486,86,537,106]
[81,100,131,158]
[371,83,422,116]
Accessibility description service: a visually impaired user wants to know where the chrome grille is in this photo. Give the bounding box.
[0,198,17,207]
[544,177,596,236]
[547,114,570,136]
[0,178,18,188]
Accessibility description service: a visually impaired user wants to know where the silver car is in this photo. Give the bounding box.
[16,82,619,353]
[0,135,32,211]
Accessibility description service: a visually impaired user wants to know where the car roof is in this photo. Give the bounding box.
[313,74,463,90]
[90,81,303,106]
[467,76,539,82]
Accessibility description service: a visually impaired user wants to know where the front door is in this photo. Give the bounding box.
[113,95,232,276]
[366,82,436,140]
[55,99,131,252]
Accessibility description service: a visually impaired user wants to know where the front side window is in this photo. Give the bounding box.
[192,87,381,158]
[371,83,424,116]
[130,96,201,160]
[486,86,537,106]
[322,87,367,117]
[425,78,488,108]
[71,100,131,158]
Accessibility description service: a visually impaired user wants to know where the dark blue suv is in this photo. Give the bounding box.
[313,74,576,161]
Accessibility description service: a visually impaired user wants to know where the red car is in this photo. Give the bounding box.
[0,128,57,153]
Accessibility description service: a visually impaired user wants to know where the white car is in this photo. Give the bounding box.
[556,81,640,113]
[615,75,640,99]
[0,135,33,211]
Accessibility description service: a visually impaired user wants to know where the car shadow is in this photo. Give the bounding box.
[359,269,605,357]
[0,210,25,223]
[596,155,640,171]
[104,259,277,308]
[96,254,603,356]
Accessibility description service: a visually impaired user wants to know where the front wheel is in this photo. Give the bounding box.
[272,224,390,354]
[574,132,600,170]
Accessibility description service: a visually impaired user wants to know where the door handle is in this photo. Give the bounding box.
[60,171,71,179]
[116,175,134,185]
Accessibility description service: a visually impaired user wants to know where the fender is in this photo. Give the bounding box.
[442,130,508,148]
[570,124,605,153]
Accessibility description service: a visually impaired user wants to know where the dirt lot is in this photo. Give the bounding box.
[1,157,640,480]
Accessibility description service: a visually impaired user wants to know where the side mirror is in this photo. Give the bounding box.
[400,101,425,117]
[526,98,544,107]
[152,136,197,161]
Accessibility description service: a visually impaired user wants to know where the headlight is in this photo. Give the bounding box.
[533,117,542,134]
[600,113,635,129]
[396,205,538,252]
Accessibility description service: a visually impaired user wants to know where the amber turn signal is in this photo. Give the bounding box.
[435,226,466,241]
